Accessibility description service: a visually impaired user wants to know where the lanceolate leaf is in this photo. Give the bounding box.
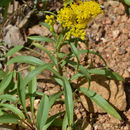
[28,66,37,117]
[0,70,6,79]
[0,72,13,94]
[70,42,80,69]
[42,112,63,130]
[49,91,63,109]
[5,45,23,57]
[36,94,49,130]
[28,36,55,43]
[0,114,20,124]
[22,64,51,88]
[0,104,25,120]
[7,55,45,66]
[88,68,124,81]
[62,76,73,126]
[17,73,27,117]
[80,87,121,120]
[33,43,58,70]
[79,66,91,80]
[62,113,69,130]
[0,94,17,102]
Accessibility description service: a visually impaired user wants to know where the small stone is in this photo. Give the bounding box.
[118,47,126,55]
[112,30,120,39]
[108,1,120,7]
[128,67,130,73]
[123,70,130,78]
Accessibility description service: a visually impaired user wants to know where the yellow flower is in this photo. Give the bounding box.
[45,15,56,31]
[57,1,103,40]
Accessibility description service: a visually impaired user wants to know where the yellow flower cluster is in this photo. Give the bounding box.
[45,15,56,31]
[57,0,103,40]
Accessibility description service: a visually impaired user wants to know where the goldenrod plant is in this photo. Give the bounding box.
[0,0,124,129]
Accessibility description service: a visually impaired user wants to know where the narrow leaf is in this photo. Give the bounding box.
[49,91,63,108]
[28,36,55,43]
[70,42,80,69]
[5,45,23,57]
[88,68,124,81]
[62,113,69,130]
[17,73,27,117]
[42,112,63,130]
[0,72,13,94]
[0,114,20,124]
[0,70,6,79]
[62,76,73,126]
[79,66,91,80]
[28,66,37,117]
[80,87,121,120]
[36,94,49,130]
[7,55,45,66]
[0,104,25,120]
[0,94,17,102]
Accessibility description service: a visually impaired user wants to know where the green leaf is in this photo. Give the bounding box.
[40,22,56,39]
[28,36,55,43]
[5,45,23,58]
[17,73,27,117]
[28,66,37,117]
[63,0,73,5]
[23,64,51,88]
[51,118,63,127]
[53,77,64,86]
[49,91,63,108]
[79,66,91,80]
[33,43,58,70]
[62,76,73,126]
[44,11,57,18]
[0,104,25,120]
[88,68,124,81]
[0,70,6,79]
[70,42,80,69]
[123,0,130,6]
[62,113,69,130]
[80,87,121,120]
[40,22,50,30]
[69,73,83,81]
[0,94,17,102]
[0,0,13,18]
[0,72,13,94]
[7,55,45,66]
[42,0,47,9]
[42,112,63,130]
[36,94,49,130]
[0,114,20,124]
